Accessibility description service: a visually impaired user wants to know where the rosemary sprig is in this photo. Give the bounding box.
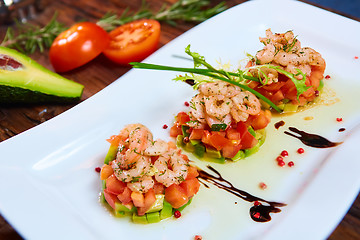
[131,45,283,112]
[0,13,67,54]
[1,0,227,54]
[97,0,227,31]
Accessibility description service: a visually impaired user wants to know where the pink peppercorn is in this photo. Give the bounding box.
[95,167,101,173]
[297,148,305,154]
[336,118,343,122]
[163,124,168,129]
[277,160,285,167]
[288,161,295,167]
[259,182,267,190]
[325,75,331,79]
[174,210,181,218]
[184,101,190,107]
[280,150,288,157]
[194,235,202,240]
[276,156,284,162]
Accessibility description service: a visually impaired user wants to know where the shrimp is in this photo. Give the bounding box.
[198,81,241,98]
[231,91,261,116]
[144,139,168,156]
[127,175,154,193]
[189,94,207,124]
[154,149,189,187]
[112,155,151,183]
[205,112,232,127]
[230,107,249,122]
[203,95,232,119]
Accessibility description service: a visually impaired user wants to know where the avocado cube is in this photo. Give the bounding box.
[160,201,173,220]
[205,147,222,159]
[104,144,118,164]
[231,150,246,162]
[132,213,148,224]
[194,143,205,158]
[115,202,135,217]
[146,212,161,223]
[176,135,185,147]
[283,103,298,113]
[181,125,191,137]
[146,194,164,213]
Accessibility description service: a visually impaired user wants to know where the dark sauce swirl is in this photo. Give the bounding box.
[284,127,342,148]
[198,165,286,222]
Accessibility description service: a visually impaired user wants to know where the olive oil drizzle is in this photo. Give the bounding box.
[198,165,286,222]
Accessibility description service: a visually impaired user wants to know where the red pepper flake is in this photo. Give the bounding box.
[288,161,295,167]
[280,150,288,157]
[355,56,359,59]
[95,167,101,173]
[174,210,181,218]
[253,212,261,219]
[277,160,285,167]
[325,75,331,79]
[184,101,190,107]
[336,118,343,122]
[297,148,305,154]
[259,182,267,190]
[162,124,168,129]
[194,235,203,240]
[254,201,261,206]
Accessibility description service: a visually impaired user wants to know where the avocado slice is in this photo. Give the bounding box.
[0,47,84,104]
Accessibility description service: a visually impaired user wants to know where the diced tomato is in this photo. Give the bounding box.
[106,174,127,195]
[176,112,191,125]
[106,134,122,145]
[117,186,132,204]
[180,178,200,198]
[153,182,165,194]
[131,191,145,208]
[247,110,271,130]
[165,184,189,209]
[208,132,231,151]
[170,124,182,137]
[201,130,212,145]
[240,131,258,149]
[236,122,248,136]
[100,164,113,180]
[271,90,285,103]
[103,189,120,209]
[222,141,242,158]
[186,166,199,180]
[137,189,156,216]
[189,129,204,140]
[226,127,241,140]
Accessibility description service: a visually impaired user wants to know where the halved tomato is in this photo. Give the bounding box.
[49,22,110,72]
[103,19,161,65]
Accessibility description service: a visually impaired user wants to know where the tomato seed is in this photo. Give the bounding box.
[280,150,288,157]
[174,210,181,218]
[288,161,295,167]
[162,124,168,129]
[95,167,101,173]
[297,148,305,154]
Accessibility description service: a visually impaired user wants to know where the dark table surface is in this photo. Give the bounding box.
[0,0,359,239]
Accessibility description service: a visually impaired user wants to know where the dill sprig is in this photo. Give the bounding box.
[1,0,227,54]
[97,0,227,31]
[0,13,67,54]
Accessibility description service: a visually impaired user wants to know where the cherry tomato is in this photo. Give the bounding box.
[49,22,110,72]
[103,19,161,65]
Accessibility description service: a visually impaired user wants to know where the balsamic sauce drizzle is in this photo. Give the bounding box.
[284,127,342,148]
[198,165,286,222]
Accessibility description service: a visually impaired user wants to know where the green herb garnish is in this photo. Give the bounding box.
[1,0,227,54]
[131,45,283,112]
[210,124,227,131]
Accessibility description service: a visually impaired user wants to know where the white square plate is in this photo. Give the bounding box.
[1,0,360,239]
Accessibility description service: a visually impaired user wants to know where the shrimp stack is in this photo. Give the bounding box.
[100,124,200,216]
[249,29,326,106]
[188,81,263,129]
